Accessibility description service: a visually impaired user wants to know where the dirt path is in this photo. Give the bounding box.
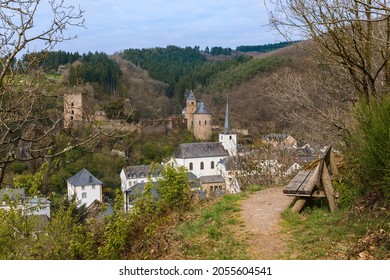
[241,186,294,259]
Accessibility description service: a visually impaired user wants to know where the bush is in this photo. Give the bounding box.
[9,162,28,174]
[347,97,390,202]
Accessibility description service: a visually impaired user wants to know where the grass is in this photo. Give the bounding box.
[170,185,389,260]
[174,192,251,259]
[280,205,390,259]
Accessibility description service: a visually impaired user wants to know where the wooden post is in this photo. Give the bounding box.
[329,150,340,177]
[322,164,338,212]
[291,198,307,213]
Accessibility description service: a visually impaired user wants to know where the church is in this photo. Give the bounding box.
[170,90,239,193]
[183,90,213,141]
[120,90,241,210]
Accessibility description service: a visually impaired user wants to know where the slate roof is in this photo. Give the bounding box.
[223,101,232,133]
[27,196,51,205]
[219,156,241,171]
[187,172,201,189]
[125,182,159,197]
[174,142,229,158]
[263,133,290,141]
[0,187,25,201]
[199,175,225,184]
[194,102,211,114]
[186,90,196,101]
[123,165,162,179]
[67,168,102,186]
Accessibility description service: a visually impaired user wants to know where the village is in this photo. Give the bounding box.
[1,89,324,220]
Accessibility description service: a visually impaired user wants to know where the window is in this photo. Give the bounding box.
[204,120,207,125]
[211,161,215,169]
[199,120,201,125]
[189,162,193,170]
[229,136,232,140]
[200,162,204,170]
[71,110,74,114]
[92,185,96,189]
[82,192,87,199]
[81,186,85,191]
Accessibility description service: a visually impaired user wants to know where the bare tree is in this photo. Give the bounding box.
[268,60,354,144]
[0,1,129,185]
[268,0,390,102]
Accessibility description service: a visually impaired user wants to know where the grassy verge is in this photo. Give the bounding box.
[173,192,251,259]
[280,205,390,259]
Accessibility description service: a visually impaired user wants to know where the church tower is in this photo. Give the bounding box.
[219,101,237,156]
[185,90,197,130]
[193,102,213,141]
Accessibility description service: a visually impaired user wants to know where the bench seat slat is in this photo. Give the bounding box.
[283,170,311,195]
[297,163,320,195]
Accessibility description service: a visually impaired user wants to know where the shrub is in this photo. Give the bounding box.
[347,97,390,202]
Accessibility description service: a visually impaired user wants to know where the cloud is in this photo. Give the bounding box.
[45,0,280,54]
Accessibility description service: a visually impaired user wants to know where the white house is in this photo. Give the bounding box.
[120,164,162,193]
[120,165,162,212]
[67,168,103,208]
[0,187,51,219]
[25,196,51,218]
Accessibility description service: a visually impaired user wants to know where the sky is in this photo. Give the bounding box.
[36,0,282,54]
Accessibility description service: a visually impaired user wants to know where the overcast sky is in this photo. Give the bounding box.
[41,0,282,54]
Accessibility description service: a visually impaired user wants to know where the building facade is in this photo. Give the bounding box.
[67,168,103,207]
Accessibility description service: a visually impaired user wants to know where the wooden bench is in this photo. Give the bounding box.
[283,146,340,212]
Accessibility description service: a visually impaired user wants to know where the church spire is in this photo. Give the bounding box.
[223,100,231,134]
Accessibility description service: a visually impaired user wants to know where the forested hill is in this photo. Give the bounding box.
[26,42,297,130]
[236,41,299,53]
[120,43,292,108]
[121,46,206,100]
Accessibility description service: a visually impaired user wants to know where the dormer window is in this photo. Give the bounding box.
[140,172,145,177]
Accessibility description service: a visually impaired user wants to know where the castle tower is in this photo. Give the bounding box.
[64,92,85,128]
[219,101,237,156]
[185,90,197,130]
[193,102,212,141]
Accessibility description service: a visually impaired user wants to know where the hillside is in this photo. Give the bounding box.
[111,55,173,118]
[113,41,347,146]
[115,43,326,144]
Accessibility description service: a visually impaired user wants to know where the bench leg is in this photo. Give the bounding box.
[291,198,307,213]
[322,164,338,212]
